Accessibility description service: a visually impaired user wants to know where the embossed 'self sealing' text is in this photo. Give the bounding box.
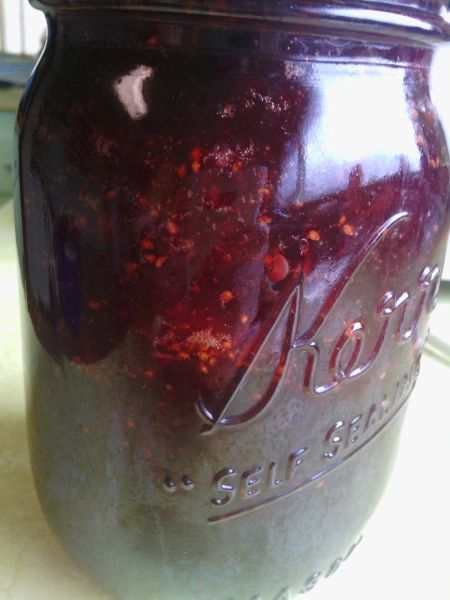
[207,363,418,522]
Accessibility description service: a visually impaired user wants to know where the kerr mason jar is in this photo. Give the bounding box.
[14,2,450,599]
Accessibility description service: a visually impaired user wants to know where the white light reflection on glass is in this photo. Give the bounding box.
[303,65,421,201]
[318,8,433,32]
[114,65,154,120]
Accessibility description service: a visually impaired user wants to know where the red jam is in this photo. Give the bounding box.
[16,3,450,599]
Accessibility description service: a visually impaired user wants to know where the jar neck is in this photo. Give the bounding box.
[47,10,435,71]
[32,0,450,46]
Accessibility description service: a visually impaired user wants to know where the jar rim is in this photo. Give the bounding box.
[31,0,450,44]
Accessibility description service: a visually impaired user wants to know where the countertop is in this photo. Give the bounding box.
[1,198,450,600]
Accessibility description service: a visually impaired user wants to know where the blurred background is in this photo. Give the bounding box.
[0,0,44,55]
[0,0,44,200]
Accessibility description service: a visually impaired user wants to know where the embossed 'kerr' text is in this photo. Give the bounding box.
[196,211,440,434]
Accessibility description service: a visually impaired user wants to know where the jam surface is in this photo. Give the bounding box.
[16,12,450,600]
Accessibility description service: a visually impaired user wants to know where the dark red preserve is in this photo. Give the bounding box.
[15,1,450,599]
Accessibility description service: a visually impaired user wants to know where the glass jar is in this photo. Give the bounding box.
[15,1,450,599]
